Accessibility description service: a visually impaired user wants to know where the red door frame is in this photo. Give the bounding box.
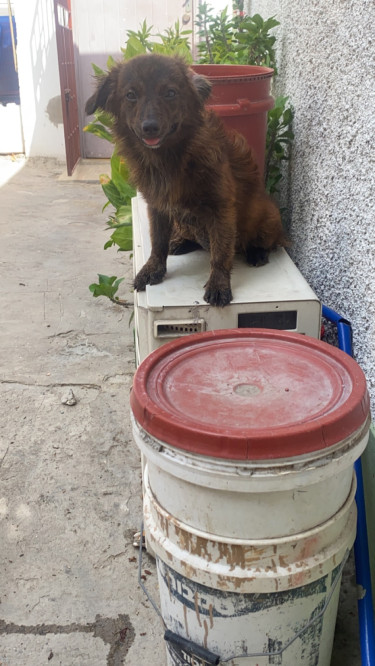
[54,0,80,175]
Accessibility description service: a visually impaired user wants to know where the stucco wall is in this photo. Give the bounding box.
[250,0,375,415]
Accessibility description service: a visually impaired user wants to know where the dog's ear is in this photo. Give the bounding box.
[85,67,119,116]
[192,74,212,103]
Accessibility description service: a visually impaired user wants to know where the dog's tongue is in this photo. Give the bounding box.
[143,137,160,146]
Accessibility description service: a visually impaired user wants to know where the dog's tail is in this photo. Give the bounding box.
[237,192,290,262]
[228,130,262,189]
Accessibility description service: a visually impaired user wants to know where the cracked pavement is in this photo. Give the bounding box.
[0,156,361,665]
[0,157,165,665]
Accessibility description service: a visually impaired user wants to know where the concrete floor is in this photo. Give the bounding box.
[0,156,362,665]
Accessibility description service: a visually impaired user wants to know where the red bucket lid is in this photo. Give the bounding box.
[130,329,370,460]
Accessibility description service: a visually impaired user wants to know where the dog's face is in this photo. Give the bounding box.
[85,55,212,150]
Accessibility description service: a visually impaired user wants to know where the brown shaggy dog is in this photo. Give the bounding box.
[86,54,287,306]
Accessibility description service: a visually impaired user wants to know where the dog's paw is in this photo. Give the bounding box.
[203,284,233,307]
[246,246,270,267]
[133,265,166,291]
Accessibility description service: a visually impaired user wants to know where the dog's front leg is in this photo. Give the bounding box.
[133,207,172,291]
[204,221,236,307]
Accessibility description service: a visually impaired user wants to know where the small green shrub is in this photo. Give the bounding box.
[266,96,294,195]
[196,2,279,70]
[89,274,125,303]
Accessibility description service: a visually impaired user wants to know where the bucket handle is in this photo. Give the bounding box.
[207,97,274,116]
[138,520,349,663]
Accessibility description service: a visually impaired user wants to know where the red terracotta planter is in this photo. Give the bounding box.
[191,64,274,176]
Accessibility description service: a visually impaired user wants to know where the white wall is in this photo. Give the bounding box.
[14,0,65,160]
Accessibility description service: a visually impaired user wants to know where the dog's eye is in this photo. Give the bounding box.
[165,89,176,99]
[126,91,137,101]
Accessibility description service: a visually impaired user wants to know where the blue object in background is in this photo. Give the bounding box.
[0,14,20,105]
[322,304,375,666]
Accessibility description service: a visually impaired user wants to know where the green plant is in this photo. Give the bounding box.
[153,21,193,59]
[84,77,135,253]
[266,96,294,195]
[89,274,126,304]
[85,5,293,304]
[195,3,293,195]
[122,19,192,60]
[196,2,279,70]
[100,152,135,251]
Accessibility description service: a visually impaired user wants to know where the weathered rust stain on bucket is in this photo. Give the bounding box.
[183,604,189,637]
[194,591,202,627]
[146,474,356,597]
[208,604,214,629]
[203,619,209,648]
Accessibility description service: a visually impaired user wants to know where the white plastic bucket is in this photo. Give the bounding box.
[132,414,368,539]
[131,329,370,665]
[144,465,356,665]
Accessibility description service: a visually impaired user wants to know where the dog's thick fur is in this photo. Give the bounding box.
[86,54,287,306]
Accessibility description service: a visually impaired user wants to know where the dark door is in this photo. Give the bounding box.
[0,11,20,106]
[54,0,80,175]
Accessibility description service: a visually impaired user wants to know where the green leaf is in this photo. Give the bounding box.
[273,141,285,154]
[110,153,136,202]
[268,107,284,122]
[279,130,294,140]
[94,109,114,129]
[122,34,147,60]
[89,275,125,299]
[115,205,133,224]
[274,95,289,108]
[263,16,280,30]
[106,55,116,70]
[83,122,113,143]
[251,14,264,28]
[101,180,125,209]
[91,63,106,76]
[109,224,133,251]
[282,109,294,125]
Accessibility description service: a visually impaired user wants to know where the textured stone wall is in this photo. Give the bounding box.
[251,0,375,413]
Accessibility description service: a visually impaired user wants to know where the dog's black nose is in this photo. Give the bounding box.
[142,119,160,137]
